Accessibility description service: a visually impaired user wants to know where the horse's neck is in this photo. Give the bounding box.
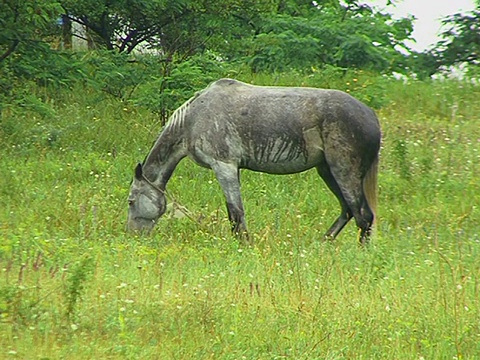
[143,130,186,188]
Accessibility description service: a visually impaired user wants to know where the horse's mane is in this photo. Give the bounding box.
[164,90,202,133]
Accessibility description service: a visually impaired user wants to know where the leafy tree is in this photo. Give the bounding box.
[59,0,273,56]
[410,3,480,79]
[434,4,480,67]
[0,0,74,113]
[246,1,414,73]
[58,0,415,75]
[406,50,441,79]
[60,0,187,53]
[0,0,62,62]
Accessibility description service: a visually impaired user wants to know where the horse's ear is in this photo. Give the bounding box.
[134,163,143,180]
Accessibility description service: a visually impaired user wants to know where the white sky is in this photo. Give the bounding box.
[366,0,477,50]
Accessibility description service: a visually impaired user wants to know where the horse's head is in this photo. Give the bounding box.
[127,163,167,233]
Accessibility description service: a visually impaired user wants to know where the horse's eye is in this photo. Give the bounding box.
[128,199,135,206]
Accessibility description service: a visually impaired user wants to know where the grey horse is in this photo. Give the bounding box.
[127,78,381,244]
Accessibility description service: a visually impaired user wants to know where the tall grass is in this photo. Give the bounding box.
[1,73,479,359]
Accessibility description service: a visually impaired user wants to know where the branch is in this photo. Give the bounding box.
[0,40,20,62]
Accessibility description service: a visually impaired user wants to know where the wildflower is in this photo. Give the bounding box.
[117,282,127,289]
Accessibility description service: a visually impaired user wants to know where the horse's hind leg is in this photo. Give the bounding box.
[316,163,353,240]
[210,161,249,242]
[335,172,373,244]
[322,159,374,244]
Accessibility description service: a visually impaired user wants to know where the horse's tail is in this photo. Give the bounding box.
[363,154,378,224]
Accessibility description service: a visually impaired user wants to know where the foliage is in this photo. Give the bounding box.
[247,3,413,73]
[406,51,441,80]
[60,0,190,52]
[55,0,416,75]
[0,0,67,113]
[59,0,275,56]
[0,0,62,62]
[435,5,480,67]
[0,47,225,124]
[80,50,152,100]
[414,4,480,78]
[133,53,228,123]
[0,45,87,120]
[2,0,479,95]
[64,256,95,319]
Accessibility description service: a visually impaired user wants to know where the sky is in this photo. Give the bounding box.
[366,0,477,51]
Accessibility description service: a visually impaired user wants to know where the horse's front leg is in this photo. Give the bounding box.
[211,162,250,242]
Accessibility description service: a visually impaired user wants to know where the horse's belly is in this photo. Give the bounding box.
[242,146,324,174]
[243,158,319,174]
[242,127,324,174]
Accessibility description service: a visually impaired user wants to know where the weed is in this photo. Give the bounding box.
[63,256,95,320]
[392,139,411,181]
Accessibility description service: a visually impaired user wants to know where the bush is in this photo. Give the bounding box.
[133,53,229,124]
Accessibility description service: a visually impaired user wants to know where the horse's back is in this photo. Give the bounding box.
[201,78,378,126]
[185,79,380,173]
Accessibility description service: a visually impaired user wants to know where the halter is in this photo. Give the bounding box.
[141,174,167,196]
[139,173,205,228]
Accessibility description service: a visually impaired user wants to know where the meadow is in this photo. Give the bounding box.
[1,72,479,359]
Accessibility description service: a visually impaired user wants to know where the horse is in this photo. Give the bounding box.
[127,78,381,244]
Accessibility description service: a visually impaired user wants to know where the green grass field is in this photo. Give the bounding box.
[1,75,479,359]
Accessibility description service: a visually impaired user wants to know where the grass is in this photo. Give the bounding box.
[1,74,480,359]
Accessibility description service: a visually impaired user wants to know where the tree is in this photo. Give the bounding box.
[59,0,274,56]
[58,0,416,75]
[434,5,480,67]
[246,0,414,73]
[60,0,187,53]
[411,4,480,78]
[406,50,441,79]
[0,0,62,62]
